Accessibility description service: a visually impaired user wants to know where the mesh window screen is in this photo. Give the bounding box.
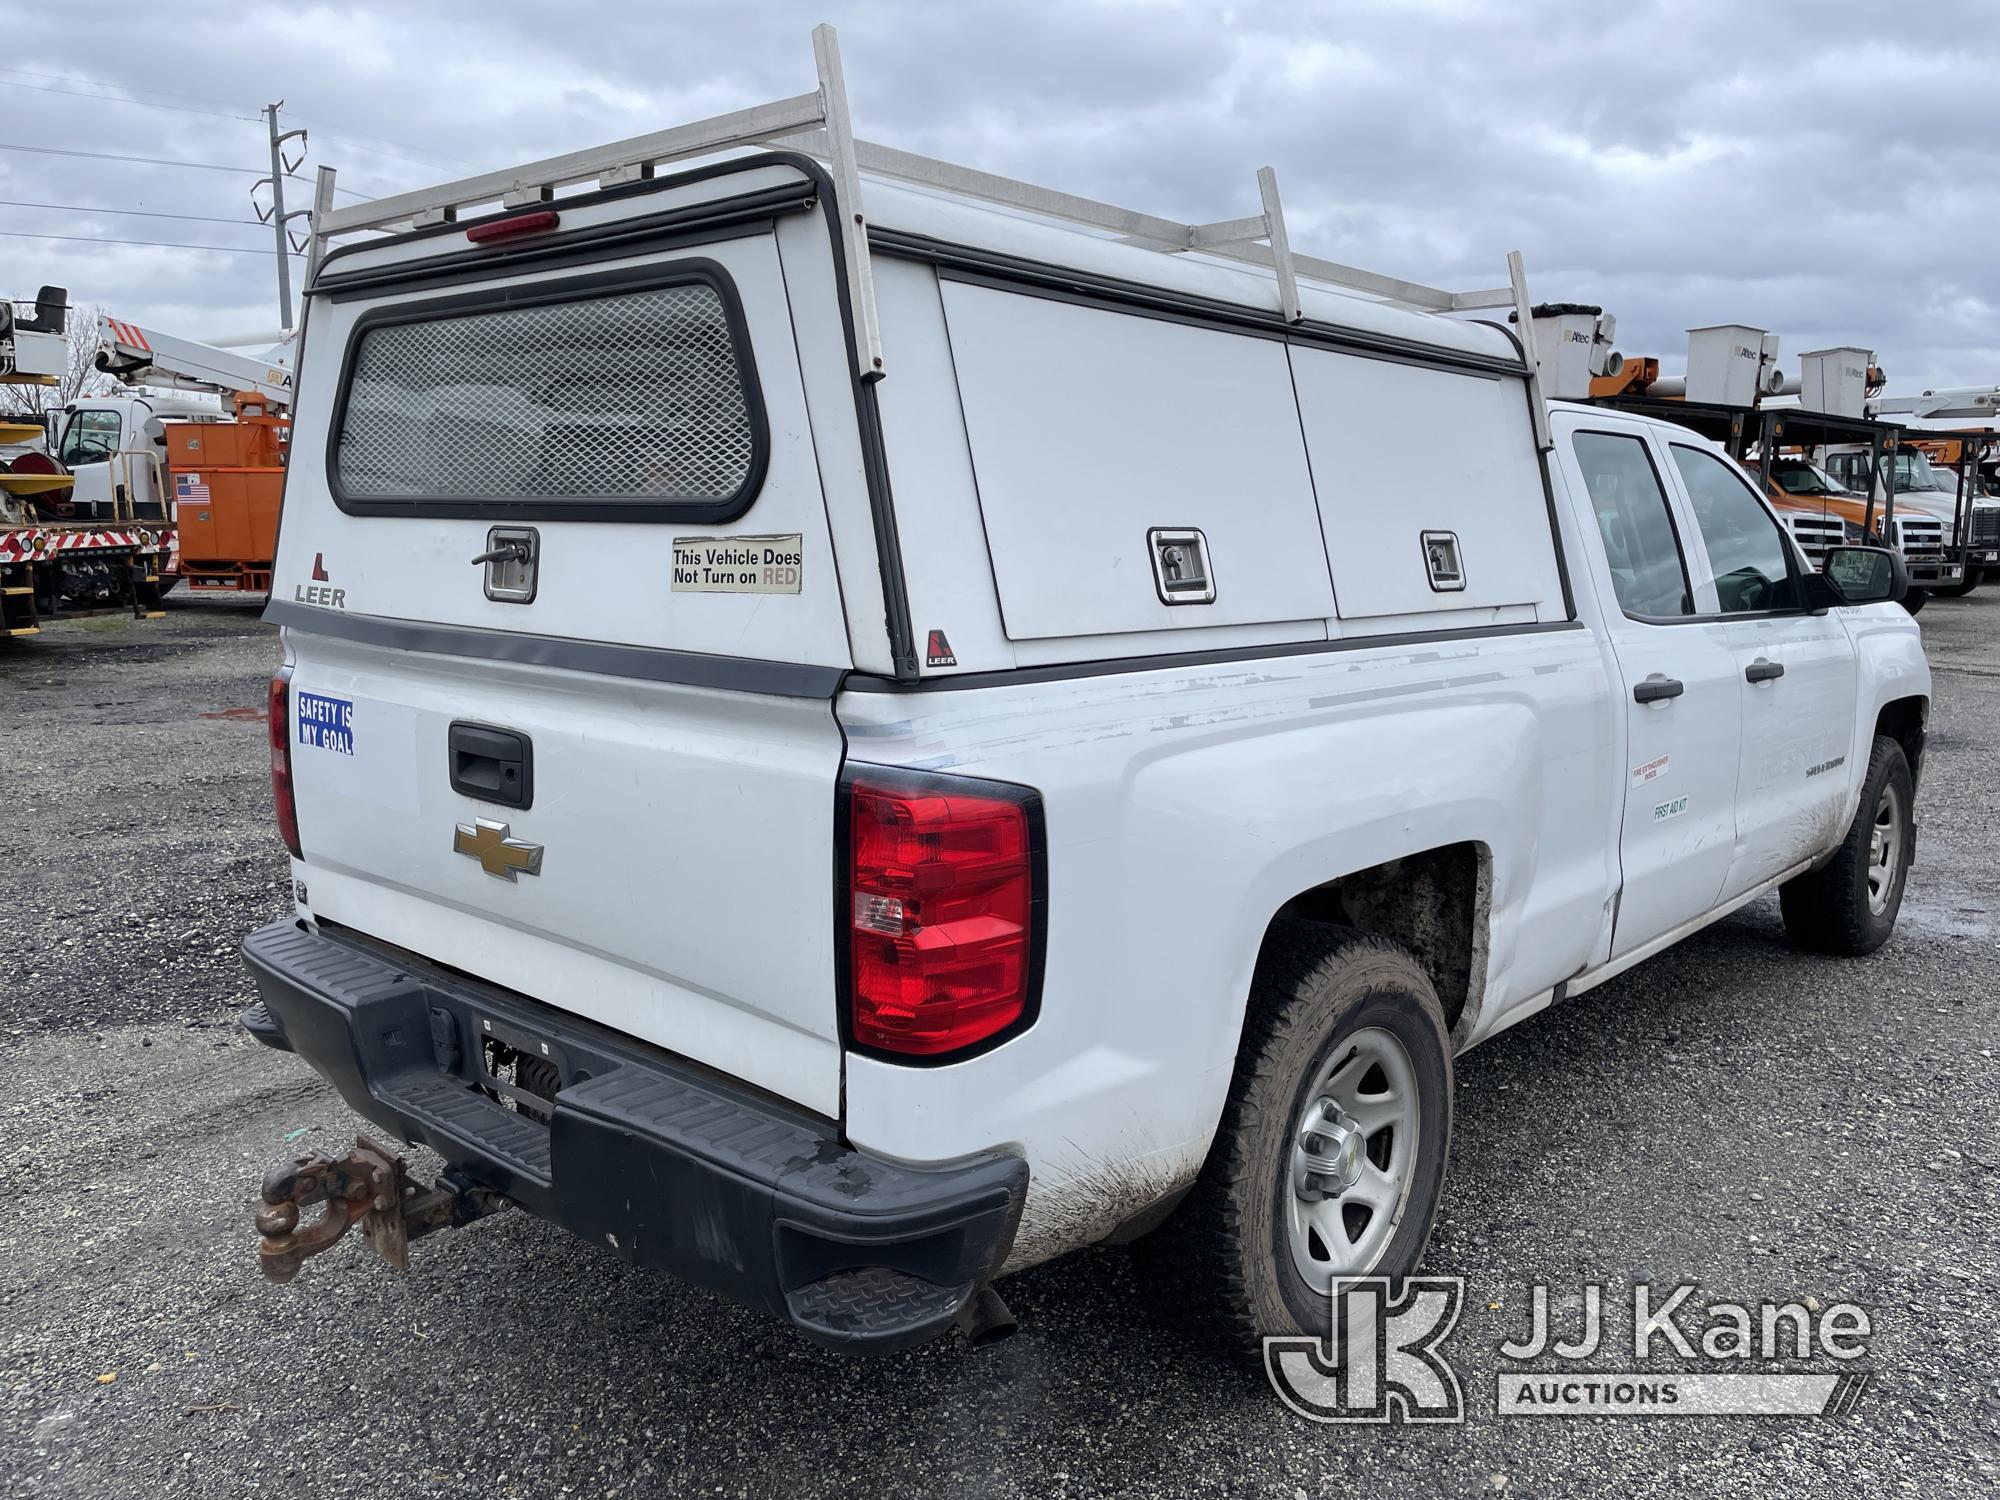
[335,281,759,506]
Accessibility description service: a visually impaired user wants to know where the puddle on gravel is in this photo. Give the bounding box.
[1898,892,1995,938]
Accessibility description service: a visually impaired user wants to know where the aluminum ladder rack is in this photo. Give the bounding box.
[306,24,1549,442]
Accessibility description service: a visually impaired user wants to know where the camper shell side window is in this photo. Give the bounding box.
[326,260,769,523]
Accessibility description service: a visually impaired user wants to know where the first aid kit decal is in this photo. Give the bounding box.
[672,535,803,594]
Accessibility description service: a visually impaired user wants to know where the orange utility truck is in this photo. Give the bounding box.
[89,316,293,593]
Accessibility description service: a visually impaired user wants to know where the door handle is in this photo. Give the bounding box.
[449,722,534,810]
[1745,658,1785,684]
[1633,676,1685,704]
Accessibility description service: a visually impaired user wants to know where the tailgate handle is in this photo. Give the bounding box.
[449,722,533,810]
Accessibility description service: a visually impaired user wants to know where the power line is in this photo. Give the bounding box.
[0,198,264,227]
[0,65,254,117]
[0,77,258,123]
[0,142,378,199]
[297,120,473,174]
[1,141,265,174]
[0,229,302,258]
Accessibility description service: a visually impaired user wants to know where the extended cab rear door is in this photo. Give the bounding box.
[270,166,860,1117]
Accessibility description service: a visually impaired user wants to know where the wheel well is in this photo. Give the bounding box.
[1876,697,1927,788]
[1270,843,1489,1035]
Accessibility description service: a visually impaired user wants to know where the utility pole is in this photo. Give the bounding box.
[254,103,311,330]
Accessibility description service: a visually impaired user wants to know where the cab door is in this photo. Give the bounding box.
[56,407,120,517]
[1661,441,1860,899]
[1555,415,1741,957]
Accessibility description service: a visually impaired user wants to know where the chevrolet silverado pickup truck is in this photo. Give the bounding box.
[238,35,1930,1361]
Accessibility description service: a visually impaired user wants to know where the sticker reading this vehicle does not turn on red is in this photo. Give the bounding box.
[672,534,803,594]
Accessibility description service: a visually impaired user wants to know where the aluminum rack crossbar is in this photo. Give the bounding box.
[304,22,1541,410]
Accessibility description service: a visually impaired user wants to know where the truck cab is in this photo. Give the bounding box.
[1819,444,1967,590]
[54,392,221,522]
[1759,455,1871,560]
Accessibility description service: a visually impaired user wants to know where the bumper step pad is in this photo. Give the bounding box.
[239,919,1028,1352]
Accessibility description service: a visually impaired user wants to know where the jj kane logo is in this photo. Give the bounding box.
[1265,1278,1466,1423]
[1267,1279,1875,1423]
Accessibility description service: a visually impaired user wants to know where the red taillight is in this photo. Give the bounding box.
[465,209,560,244]
[844,770,1042,1059]
[268,667,301,857]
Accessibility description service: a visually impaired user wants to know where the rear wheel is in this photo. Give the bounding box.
[1136,921,1452,1361]
[1779,735,1914,956]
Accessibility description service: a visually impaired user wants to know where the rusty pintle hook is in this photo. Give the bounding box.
[254,1137,402,1283]
[254,1135,508,1283]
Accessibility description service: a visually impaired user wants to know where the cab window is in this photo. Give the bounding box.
[1571,431,1693,618]
[58,409,121,466]
[1670,445,1801,614]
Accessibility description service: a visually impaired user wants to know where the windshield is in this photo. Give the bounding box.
[1766,459,1845,496]
[1894,452,1953,493]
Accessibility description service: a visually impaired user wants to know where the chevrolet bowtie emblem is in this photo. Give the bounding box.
[453,818,544,881]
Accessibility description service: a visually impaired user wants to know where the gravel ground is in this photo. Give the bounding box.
[2,593,1997,1499]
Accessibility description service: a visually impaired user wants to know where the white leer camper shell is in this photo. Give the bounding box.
[272,148,1565,1115]
[250,30,1926,1353]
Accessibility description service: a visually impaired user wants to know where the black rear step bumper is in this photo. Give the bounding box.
[240,919,1027,1353]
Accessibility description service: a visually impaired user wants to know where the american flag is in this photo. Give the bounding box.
[175,473,211,505]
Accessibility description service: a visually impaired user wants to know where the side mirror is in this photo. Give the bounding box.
[1820,545,1908,606]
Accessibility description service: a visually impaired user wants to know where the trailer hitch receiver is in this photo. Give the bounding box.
[254,1135,507,1283]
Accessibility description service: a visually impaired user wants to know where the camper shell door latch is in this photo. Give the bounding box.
[253,1135,508,1283]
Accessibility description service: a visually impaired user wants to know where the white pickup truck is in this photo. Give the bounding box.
[239,47,1930,1359]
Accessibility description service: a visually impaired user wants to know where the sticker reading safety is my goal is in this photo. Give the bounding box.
[672,534,803,594]
[296,692,354,754]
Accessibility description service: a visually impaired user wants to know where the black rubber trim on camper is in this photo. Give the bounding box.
[262,599,844,698]
[307,151,921,683]
[871,228,1526,380]
[841,618,1588,693]
[833,762,1048,1066]
[312,182,816,302]
[324,258,770,525]
[240,918,1027,1353]
[1475,315,1580,623]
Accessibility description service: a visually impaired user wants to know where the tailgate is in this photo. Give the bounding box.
[271,181,852,1115]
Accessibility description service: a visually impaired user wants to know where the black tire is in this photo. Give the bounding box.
[1135,920,1452,1362]
[1779,735,1915,956]
[1931,568,1983,599]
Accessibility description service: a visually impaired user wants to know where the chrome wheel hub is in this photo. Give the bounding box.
[1284,1026,1420,1292]
[1294,1101,1367,1198]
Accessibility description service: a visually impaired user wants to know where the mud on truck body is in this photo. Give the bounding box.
[240,28,1931,1358]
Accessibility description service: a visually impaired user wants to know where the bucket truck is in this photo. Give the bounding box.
[75,315,295,594]
[1,287,173,635]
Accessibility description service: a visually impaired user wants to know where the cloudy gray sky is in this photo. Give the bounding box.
[3,0,1995,393]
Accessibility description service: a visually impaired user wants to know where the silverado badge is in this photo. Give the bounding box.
[453,819,544,881]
